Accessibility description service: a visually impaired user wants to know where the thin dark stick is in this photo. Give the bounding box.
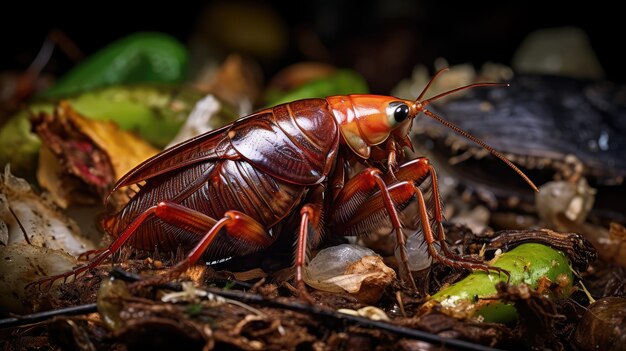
[0,303,97,329]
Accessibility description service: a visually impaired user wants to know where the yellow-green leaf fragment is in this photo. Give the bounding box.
[427,243,573,324]
[0,84,205,174]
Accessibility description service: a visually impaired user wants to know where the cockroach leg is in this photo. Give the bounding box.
[133,209,275,289]
[77,247,109,261]
[426,164,490,265]
[295,197,324,302]
[414,189,510,281]
[28,201,274,290]
[333,167,418,290]
[26,205,160,290]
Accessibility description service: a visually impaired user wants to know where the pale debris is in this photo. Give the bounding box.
[166,95,222,148]
[304,244,396,301]
[161,282,266,317]
[337,306,391,322]
[535,177,596,231]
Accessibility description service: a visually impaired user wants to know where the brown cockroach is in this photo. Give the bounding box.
[29,68,537,292]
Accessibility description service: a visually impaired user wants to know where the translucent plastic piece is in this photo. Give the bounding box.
[306,244,376,282]
[405,234,432,271]
[305,244,396,303]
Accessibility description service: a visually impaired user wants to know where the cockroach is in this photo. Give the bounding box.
[29,67,537,293]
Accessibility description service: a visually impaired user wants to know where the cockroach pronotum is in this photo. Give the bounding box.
[29,67,537,294]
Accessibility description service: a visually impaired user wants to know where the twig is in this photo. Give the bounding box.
[0,303,97,329]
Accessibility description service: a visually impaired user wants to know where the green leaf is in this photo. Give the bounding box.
[264,69,369,106]
[41,32,188,98]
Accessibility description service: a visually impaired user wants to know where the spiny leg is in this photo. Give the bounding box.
[386,158,490,264]
[332,167,417,290]
[294,203,324,302]
[77,247,109,261]
[132,207,274,289]
[292,184,326,301]
[26,205,161,290]
[333,172,485,283]
[413,187,509,280]
[425,167,489,262]
[27,201,273,290]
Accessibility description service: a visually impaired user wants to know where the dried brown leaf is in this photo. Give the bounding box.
[32,101,158,207]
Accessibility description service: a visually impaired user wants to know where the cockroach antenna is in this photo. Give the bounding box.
[413,67,538,192]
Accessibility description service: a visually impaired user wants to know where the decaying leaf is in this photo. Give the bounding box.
[266,62,336,92]
[0,243,78,313]
[0,165,94,255]
[31,101,159,208]
[196,54,263,114]
[604,223,626,267]
[0,166,95,313]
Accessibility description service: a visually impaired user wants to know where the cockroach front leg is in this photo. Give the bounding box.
[384,139,399,177]
[330,167,418,290]
[331,158,509,291]
[371,138,404,178]
[383,158,470,260]
[383,158,510,279]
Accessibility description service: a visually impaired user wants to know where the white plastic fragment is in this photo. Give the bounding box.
[338,306,391,321]
[166,94,222,148]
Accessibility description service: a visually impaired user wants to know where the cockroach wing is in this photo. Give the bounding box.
[112,98,339,192]
[111,124,236,192]
[229,99,340,185]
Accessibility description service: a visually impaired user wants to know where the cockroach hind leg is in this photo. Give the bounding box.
[25,270,80,291]
[78,247,108,261]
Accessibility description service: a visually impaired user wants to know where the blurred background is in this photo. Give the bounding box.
[1,0,623,94]
[1,2,626,333]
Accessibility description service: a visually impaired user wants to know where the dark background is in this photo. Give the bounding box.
[1,1,623,93]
